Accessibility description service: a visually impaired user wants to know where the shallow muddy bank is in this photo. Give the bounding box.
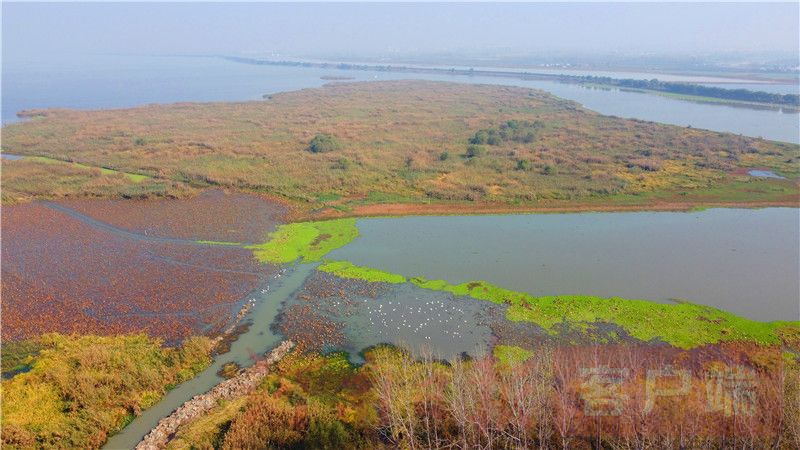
[278,271,502,361]
[312,197,800,220]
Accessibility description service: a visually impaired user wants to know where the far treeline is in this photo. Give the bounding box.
[222,56,800,107]
[576,75,800,106]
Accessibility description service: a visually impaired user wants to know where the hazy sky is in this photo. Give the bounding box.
[3,2,799,60]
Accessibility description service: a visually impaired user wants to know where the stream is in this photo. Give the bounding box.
[102,263,316,450]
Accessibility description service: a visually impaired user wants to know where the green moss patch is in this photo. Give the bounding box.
[247,219,358,264]
[493,345,533,366]
[318,261,407,284]
[408,276,795,348]
[314,264,796,348]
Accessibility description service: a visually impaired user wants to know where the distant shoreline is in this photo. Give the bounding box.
[222,55,799,109]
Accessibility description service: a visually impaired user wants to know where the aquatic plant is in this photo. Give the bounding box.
[410,276,797,348]
[305,263,799,348]
[2,203,263,342]
[63,190,287,243]
[318,260,406,284]
[247,218,358,263]
[493,344,534,366]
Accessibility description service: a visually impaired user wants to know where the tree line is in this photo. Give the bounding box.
[577,75,799,106]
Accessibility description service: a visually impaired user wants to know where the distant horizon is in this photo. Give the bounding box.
[3,2,799,62]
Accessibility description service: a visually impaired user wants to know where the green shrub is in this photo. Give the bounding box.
[439,151,450,161]
[466,145,485,158]
[308,134,342,153]
[516,159,531,171]
[333,158,351,170]
[304,414,353,449]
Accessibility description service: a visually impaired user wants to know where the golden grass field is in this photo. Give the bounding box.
[2,80,797,215]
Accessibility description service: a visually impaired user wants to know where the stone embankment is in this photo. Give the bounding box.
[210,300,254,350]
[135,340,295,450]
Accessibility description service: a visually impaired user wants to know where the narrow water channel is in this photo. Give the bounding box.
[103,263,317,450]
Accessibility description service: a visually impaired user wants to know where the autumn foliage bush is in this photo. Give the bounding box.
[0,334,212,449]
[215,351,376,449]
[364,343,795,449]
[195,343,798,449]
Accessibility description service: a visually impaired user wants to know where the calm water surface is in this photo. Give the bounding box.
[329,208,800,322]
[3,54,798,143]
[748,170,786,179]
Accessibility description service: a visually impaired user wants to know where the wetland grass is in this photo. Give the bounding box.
[3,81,797,213]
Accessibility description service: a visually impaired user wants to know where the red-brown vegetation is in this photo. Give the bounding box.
[1,203,272,342]
[277,304,345,352]
[368,342,793,449]
[170,342,796,449]
[62,189,288,243]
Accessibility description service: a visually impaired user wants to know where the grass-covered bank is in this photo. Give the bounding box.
[0,155,182,205]
[315,260,799,349]
[318,176,799,220]
[318,260,406,283]
[0,334,213,449]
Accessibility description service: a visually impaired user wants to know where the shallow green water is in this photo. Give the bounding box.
[328,208,800,321]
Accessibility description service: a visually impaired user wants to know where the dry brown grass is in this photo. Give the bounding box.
[2,80,797,212]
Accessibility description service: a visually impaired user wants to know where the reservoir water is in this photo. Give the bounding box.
[328,208,800,322]
[3,54,798,143]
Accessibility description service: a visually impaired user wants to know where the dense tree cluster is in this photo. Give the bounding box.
[469,120,544,146]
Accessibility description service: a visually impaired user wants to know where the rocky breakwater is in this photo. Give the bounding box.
[135,340,295,450]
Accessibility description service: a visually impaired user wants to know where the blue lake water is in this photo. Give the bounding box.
[3,54,798,143]
[328,208,800,322]
[748,169,786,179]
